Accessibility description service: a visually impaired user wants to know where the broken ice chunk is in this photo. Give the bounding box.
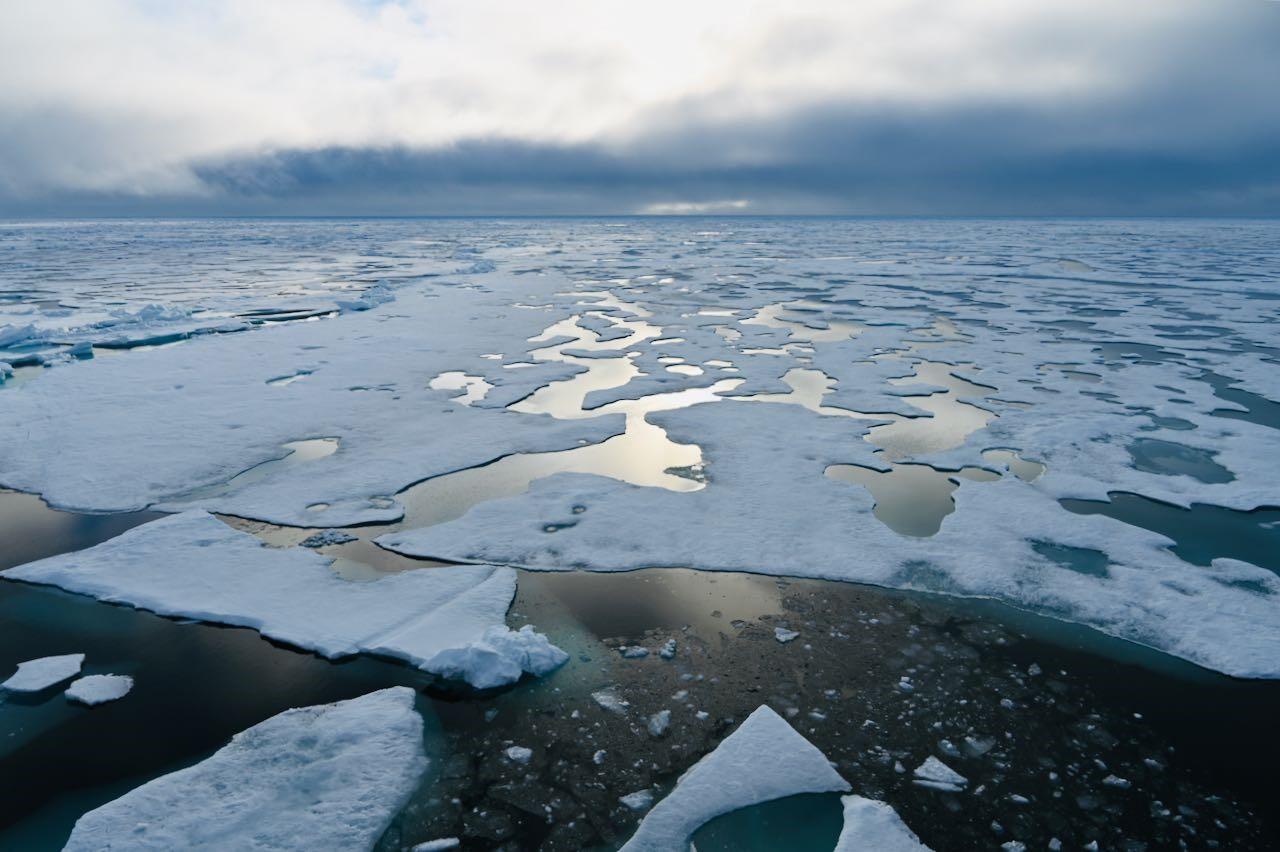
[620,790,655,812]
[62,688,426,851]
[298,529,358,548]
[410,840,460,852]
[648,710,672,737]
[620,646,650,659]
[834,795,931,851]
[659,639,678,659]
[66,674,134,706]
[774,627,800,643]
[2,653,85,693]
[592,688,630,715]
[505,746,533,764]
[912,756,968,792]
[619,705,849,850]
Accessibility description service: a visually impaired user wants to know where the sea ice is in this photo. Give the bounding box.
[5,512,565,689]
[65,674,134,706]
[618,705,849,850]
[1,653,84,692]
[913,756,968,792]
[63,687,427,851]
[834,795,932,851]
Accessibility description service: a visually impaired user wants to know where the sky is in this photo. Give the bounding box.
[1,0,1278,216]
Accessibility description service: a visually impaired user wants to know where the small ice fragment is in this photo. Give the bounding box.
[2,653,85,692]
[593,750,607,765]
[298,529,357,548]
[592,688,630,714]
[619,790,655,812]
[898,676,914,693]
[648,710,672,737]
[774,627,800,643]
[412,840,461,851]
[1001,843,1026,852]
[1048,839,1062,851]
[505,746,533,764]
[1027,663,1042,676]
[659,639,678,660]
[938,739,961,759]
[620,646,650,659]
[912,756,968,792]
[1102,774,1131,789]
[1008,794,1029,805]
[66,674,133,706]
[999,698,1015,710]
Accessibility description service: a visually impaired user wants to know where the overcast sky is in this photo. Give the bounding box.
[2,0,1278,216]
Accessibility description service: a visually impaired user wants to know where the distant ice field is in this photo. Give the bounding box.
[2,217,1278,678]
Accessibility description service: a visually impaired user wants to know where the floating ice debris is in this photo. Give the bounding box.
[66,674,133,706]
[63,688,426,852]
[427,625,569,690]
[618,705,849,851]
[334,280,396,312]
[774,627,800,643]
[912,756,968,792]
[5,512,565,689]
[411,840,461,851]
[1001,843,1026,852]
[1,653,84,692]
[834,795,931,851]
[298,529,358,548]
[1102,774,1132,789]
[593,749,608,765]
[648,710,672,737]
[620,646,650,659]
[659,639,678,659]
[592,688,630,715]
[620,790,655,812]
[505,746,533,764]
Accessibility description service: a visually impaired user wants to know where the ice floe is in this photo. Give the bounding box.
[618,705,849,850]
[381,403,1280,678]
[62,687,426,851]
[834,795,932,851]
[65,674,134,706]
[5,512,566,688]
[1,653,84,692]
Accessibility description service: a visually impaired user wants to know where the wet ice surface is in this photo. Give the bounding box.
[2,218,1280,848]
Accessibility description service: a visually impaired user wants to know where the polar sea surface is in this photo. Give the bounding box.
[1,218,1278,850]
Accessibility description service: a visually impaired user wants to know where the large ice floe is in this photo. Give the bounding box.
[618,704,850,850]
[62,687,427,851]
[5,512,567,689]
[1,653,84,692]
[3,219,1278,680]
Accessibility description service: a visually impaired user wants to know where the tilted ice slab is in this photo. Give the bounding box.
[63,687,427,851]
[834,796,931,851]
[1,653,84,692]
[6,512,567,689]
[382,402,1280,678]
[618,704,849,851]
[0,272,622,527]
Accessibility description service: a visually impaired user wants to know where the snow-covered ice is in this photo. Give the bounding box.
[834,795,932,851]
[5,512,566,688]
[62,687,427,851]
[618,705,849,850]
[65,674,134,706]
[1,653,84,692]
